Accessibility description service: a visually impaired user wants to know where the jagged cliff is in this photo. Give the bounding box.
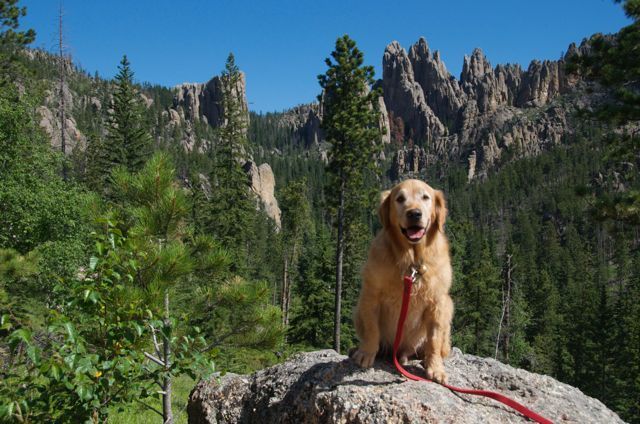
[271,87,392,156]
[276,103,324,148]
[171,72,248,128]
[382,37,596,180]
[30,33,602,201]
[281,36,597,181]
[169,74,282,228]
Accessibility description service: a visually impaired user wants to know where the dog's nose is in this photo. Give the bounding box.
[407,209,422,221]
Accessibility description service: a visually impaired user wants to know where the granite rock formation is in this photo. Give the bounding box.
[277,103,324,148]
[166,71,248,154]
[409,37,466,127]
[382,41,447,145]
[244,161,282,229]
[36,84,87,155]
[274,91,389,152]
[188,349,623,424]
[173,72,248,128]
[169,70,282,227]
[283,36,597,181]
[391,145,434,180]
[383,37,594,180]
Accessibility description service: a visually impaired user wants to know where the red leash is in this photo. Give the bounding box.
[393,273,553,424]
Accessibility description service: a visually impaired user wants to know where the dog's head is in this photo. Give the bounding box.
[378,179,447,245]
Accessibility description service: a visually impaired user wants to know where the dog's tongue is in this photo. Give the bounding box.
[407,227,425,240]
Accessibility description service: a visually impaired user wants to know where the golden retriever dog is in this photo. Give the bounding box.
[350,179,453,383]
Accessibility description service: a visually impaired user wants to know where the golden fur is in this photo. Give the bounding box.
[351,179,453,383]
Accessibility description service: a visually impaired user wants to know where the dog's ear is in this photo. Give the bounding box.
[434,189,447,233]
[378,190,391,229]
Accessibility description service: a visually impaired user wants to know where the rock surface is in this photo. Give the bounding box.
[278,103,324,148]
[391,145,434,180]
[37,105,86,155]
[381,37,594,180]
[244,161,282,229]
[382,41,447,145]
[409,37,465,126]
[188,349,623,424]
[173,72,248,129]
[37,84,87,155]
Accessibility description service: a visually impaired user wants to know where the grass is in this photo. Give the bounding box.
[108,375,194,424]
[106,348,298,422]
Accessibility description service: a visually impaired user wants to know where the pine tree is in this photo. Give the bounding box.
[563,233,598,390]
[288,224,335,348]
[102,55,152,178]
[494,251,531,365]
[318,35,382,353]
[610,235,640,422]
[206,53,256,270]
[568,0,640,224]
[452,234,502,357]
[110,152,230,424]
[529,270,564,375]
[279,178,311,329]
[0,0,35,87]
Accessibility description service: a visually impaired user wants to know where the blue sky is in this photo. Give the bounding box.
[22,0,631,113]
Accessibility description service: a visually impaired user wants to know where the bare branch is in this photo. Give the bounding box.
[144,351,166,367]
[149,324,162,357]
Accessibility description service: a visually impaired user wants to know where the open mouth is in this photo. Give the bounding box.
[401,226,426,243]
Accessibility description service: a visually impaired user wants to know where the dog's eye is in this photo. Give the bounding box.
[422,194,431,201]
[396,195,405,203]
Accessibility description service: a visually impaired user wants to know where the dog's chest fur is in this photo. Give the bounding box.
[375,270,438,344]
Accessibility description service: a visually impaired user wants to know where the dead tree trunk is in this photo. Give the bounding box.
[334,176,345,354]
[495,254,514,361]
[281,256,289,327]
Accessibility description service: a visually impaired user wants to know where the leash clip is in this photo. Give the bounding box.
[409,266,418,283]
[407,266,421,295]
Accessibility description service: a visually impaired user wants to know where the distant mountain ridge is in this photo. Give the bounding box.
[275,36,604,181]
[381,37,595,180]
[27,33,606,185]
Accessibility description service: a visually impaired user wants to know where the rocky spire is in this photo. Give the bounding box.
[460,48,493,83]
[516,60,562,107]
[381,41,446,145]
[460,48,515,112]
[381,37,592,182]
[408,37,465,128]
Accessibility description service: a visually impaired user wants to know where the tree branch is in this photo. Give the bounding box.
[149,324,162,357]
[135,398,163,417]
[144,351,166,367]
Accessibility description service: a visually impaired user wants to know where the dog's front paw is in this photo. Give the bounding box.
[350,348,377,368]
[425,359,448,384]
[427,366,448,384]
